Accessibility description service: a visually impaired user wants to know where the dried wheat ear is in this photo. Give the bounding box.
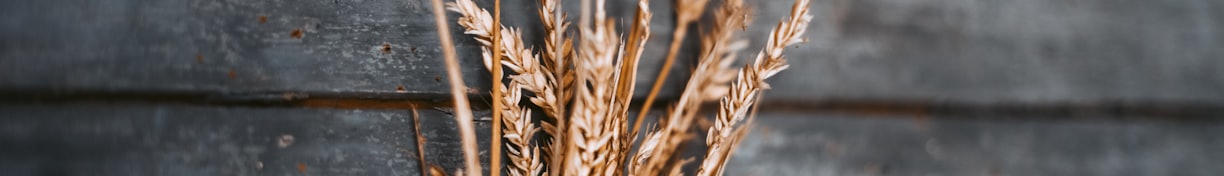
[442,0,812,175]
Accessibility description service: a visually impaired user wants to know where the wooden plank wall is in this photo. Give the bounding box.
[0,103,492,175]
[2,0,1223,175]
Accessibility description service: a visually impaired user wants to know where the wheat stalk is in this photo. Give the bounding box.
[411,105,431,176]
[490,0,505,174]
[630,0,711,140]
[615,0,652,118]
[449,1,560,176]
[611,2,654,175]
[535,0,572,174]
[628,0,748,174]
[536,0,574,107]
[448,1,565,121]
[498,83,545,176]
[438,0,811,175]
[490,28,549,176]
[426,0,481,174]
[696,0,812,175]
[564,0,626,174]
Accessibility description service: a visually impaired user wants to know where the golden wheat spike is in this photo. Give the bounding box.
[565,0,624,173]
[500,83,544,176]
[533,0,572,174]
[630,0,750,174]
[697,0,813,175]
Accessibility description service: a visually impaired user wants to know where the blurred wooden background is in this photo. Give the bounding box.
[2,0,1222,175]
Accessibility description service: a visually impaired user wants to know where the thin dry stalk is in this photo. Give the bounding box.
[631,0,711,140]
[412,106,430,176]
[613,0,653,173]
[490,0,504,175]
[427,0,481,174]
[630,0,748,174]
[697,0,812,175]
[614,0,652,119]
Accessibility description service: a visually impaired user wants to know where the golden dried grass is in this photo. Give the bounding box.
[500,83,545,176]
[697,0,812,175]
[535,0,572,174]
[440,0,812,175]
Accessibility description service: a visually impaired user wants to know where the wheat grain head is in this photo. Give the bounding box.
[696,0,812,175]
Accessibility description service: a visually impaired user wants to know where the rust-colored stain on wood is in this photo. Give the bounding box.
[258,15,268,24]
[296,162,307,173]
[227,69,237,79]
[382,43,392,54]
[290,29,303,39]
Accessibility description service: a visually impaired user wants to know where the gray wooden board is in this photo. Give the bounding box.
[4,0,1224,104]
[760,0,1224,104]
[491,0,1224,104]
[0,0,490,94]
[5,104,1224,176]
[0,102,492,176]
[726,112,1224,175]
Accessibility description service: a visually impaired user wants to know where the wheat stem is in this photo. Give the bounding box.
[629,0,710,151]
[630,0,741,174]
[612,1,653,174]
[412,105,430,176]
[490,0,504,175]
[427,0,481,174]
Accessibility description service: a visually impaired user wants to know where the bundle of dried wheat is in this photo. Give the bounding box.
[433,0,813,175]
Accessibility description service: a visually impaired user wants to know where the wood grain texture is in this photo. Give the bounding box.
[495,0,1224,105]
[2,0,1224,175]
[4,0,1222,104]
[752,0,1224,104]
[725,112,1224,175]
[0,0,489,95]
[0,102,492,176]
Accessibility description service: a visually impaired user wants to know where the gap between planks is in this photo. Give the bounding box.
[2,89,1222,121]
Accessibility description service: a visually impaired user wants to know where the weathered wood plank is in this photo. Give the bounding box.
[0,103,492,176]
[0,0,489,94]
[5,0,1222,104]
[726,112,1224,175]
[753,0,1224,104]
[468,0,1224,104]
